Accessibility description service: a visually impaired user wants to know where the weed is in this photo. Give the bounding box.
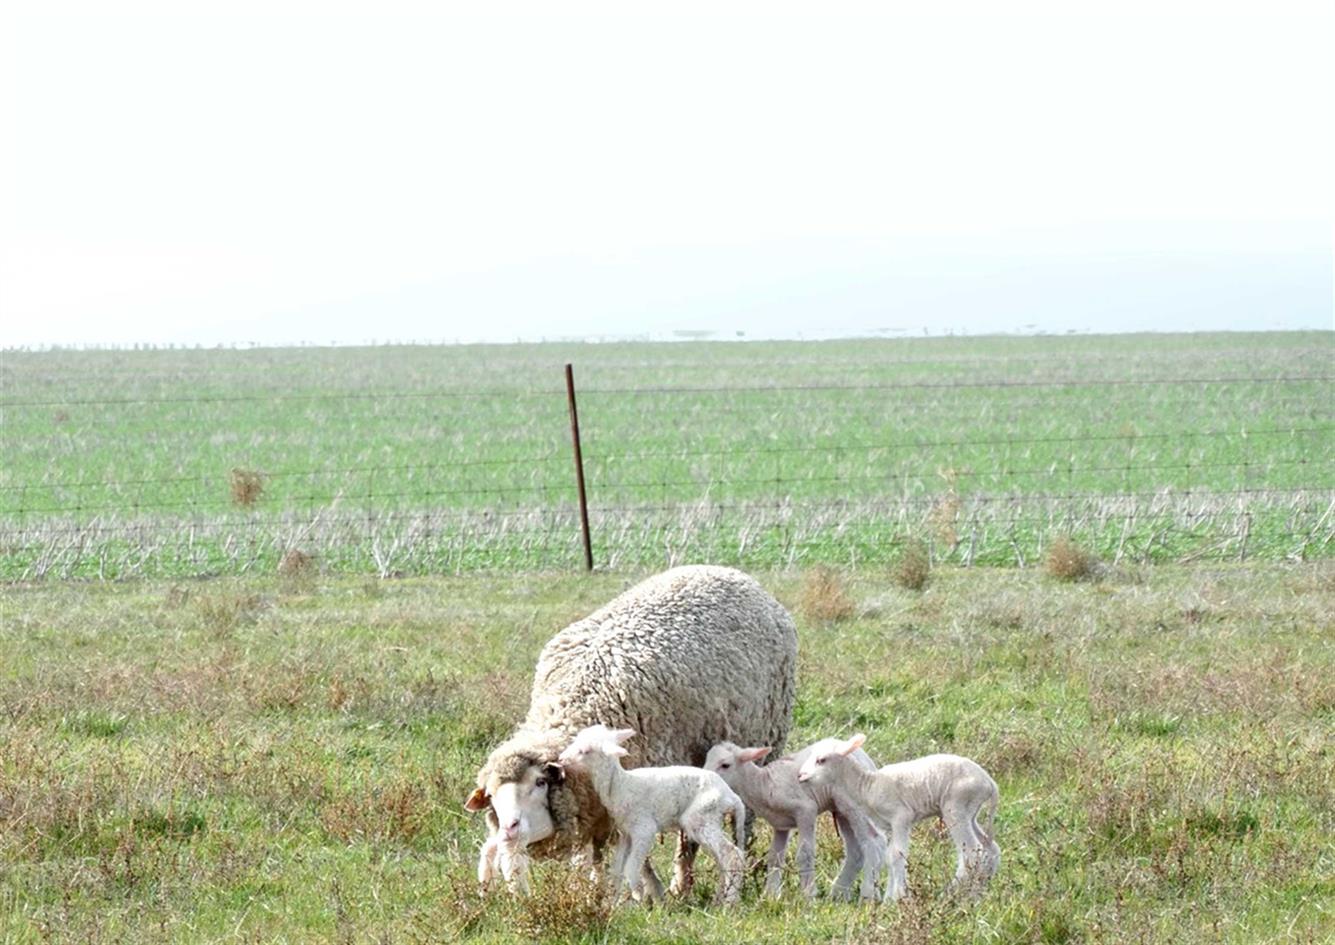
[60,709,129,738]
[798,566,856,623]
[320,781,429,845]
[195,590,262,637]
[893,539,931,591]
[277,547,315,583]
[228,468,264,507]
[1045,536,1095,582]
[513,867,611,942]
[131,807,207,840]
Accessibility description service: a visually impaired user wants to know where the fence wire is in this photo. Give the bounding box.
[2,371,1332,579]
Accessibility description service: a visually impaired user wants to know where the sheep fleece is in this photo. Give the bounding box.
[476,565,798,858]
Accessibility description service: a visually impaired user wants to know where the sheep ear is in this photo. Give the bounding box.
[739,747,771,763]
[611,728,636,744]
[605,744,629,757]
[464,788,489,812]
[843,733,867,754]
[542,762,565,785]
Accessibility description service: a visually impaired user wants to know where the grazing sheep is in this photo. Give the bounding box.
[465,565,798,895]
[559,725,747,905]
[797,734,1001,902]
[704,737,886,901]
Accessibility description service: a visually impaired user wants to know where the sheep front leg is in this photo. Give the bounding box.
[858,824,887,903]
[497,843,531,895]
[764,828,791,897]
[477,833,500,889]
[794,811,818,898]
[882,817,912,903]
[621,830,657,906]
[829,813,863,902]
[607,834,631,903]
[838,812,886,903]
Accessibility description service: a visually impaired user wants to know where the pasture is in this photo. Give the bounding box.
[2,332,1331,578]
[1,333,1332,942]
[0,565,1329,939]
[0,563,1331,943]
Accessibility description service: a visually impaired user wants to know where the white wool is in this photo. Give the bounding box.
[559,725,748,906]
[468,566,797,896]
[705,737,885,901]
[798,735,1001,902]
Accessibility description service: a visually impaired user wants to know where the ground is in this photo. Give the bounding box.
[2,562,1331,944]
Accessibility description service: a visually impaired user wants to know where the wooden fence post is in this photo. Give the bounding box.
[565,364,594,571]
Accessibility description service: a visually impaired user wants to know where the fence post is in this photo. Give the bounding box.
[565,364,594,571]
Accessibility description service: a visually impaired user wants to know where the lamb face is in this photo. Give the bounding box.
[796,733,864,785]
[702,741,771,787]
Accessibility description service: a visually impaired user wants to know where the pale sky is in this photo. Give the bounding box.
[1,0,1331,348]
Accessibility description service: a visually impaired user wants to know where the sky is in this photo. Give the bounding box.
[1,0,1331,348]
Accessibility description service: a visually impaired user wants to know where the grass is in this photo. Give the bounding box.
[1,562,1332,943]
[1,332,1331,577]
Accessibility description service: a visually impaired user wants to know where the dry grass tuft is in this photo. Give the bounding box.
[195,591,262,638]
[228,468,264,507]
[277,548,317,593]
[892,539,931,591]
[325,674,371,712]
[277,547,314,578]
[798,565,856,623]
[320,781,429,845]
[1045,535,1095,582]
[163,585,192,609]
[514,866,611,941]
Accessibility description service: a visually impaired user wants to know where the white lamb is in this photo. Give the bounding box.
[797,734,1000,902]
[477,831,532,894]
[557,725,748,905]
[703,738,886,901]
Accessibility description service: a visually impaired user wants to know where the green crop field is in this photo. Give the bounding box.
[2,332,1331,579]
[1,564,1331,943]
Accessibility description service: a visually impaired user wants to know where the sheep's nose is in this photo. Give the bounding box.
[797,772,809,782]
[502,819,521,840]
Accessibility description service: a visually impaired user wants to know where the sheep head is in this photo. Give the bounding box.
[797,733,866,783]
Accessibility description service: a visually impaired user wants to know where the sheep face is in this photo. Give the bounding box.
[557,724,634,768]
[465,762,561,846]
[703,742,771,785]
[797,733,866,783]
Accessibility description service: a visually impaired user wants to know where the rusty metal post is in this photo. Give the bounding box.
[565,363,594,571]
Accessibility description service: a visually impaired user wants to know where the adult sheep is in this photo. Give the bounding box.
[465,565,798,896]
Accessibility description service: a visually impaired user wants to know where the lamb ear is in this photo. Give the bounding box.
[843,733,867,754]
[739,747,772,763]
[605,744,629,757]
[542,762,565,785]
[611,728,636,744]
[464,788,489,812]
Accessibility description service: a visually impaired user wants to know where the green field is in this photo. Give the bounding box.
[1,564,1331,943]
[2,332,1331,578]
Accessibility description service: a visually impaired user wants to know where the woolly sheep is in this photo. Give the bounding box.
[797,734,1001,902]
[704,737,885,901]
[558,725,747,905]
[465,565,798,895]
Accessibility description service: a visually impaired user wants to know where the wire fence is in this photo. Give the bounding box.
[1,367,1332,580]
